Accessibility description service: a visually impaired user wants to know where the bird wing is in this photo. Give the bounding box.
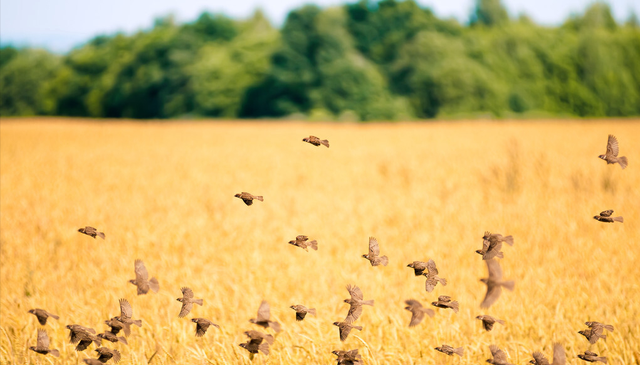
[438,295,451,302]
[339,324,352,341]
[195,321,209,337]
[490,345,508,362]
[486,259,503,281]
[296,235,308,241]
[181,287,194,299]
[256,300,271,322]
[405,299,422,308]
[532,351,549,365]
[607,135,619,157]
[179,302,193,318]
[368,237,380,256]
[37,329,49,349]
[481,284,502,309]
[599,210,614,217]
[119,298,133,319]
[425,277,437,292]
[346,303,363,323]
[408,308,425,327]
[346,284,364,301]
[135,259,149,282]
[552,343,566,365]
[426,259,439,276]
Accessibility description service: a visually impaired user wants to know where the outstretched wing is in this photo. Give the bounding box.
[119,298,133,319]
[426,259,439,276]
[346,284,363,301]
[607,135,619,157]
[134,259,149,282]
[486,259,503,281]
[181,287,194,299]
[490,345,508,363]
[599,210,614,217]
[37,329,50,349]
[256,300,271,322]
[552,343,566,365]
[368,237,380,256]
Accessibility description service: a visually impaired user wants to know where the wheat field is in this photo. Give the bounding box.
[1,118,639,365]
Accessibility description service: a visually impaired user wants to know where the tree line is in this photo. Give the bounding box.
[1,0,639,120]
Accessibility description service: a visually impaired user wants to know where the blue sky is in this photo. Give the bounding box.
[2,0,638,52]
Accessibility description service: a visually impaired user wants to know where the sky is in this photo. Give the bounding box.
[1,0,638,52]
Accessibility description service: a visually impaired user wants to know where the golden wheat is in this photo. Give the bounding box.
[1,118,639,365]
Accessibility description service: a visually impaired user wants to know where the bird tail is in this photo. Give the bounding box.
[50,313,60,320]
[438,277,448,286]
[502,280,516,291]
[49,349,60,358]
[496,251,504,259]
[596,357,608,364]
[264,334,275,345]
[309,240,318,251]
[362,299,374,306]
[613,216,623,223]
[496,318,506,325]
[600,333,607,341]
[618,156,628,169]
[379,255,389,266]
[504,235,514,246]
[308,308,317,316]
[451,301,459,313]
[321,139,329,148]
[194,299,204,306]
[118,336,128,345]
[270,321,282,333]
[258,342,270,355]
[133,319,142,327]
[255,196,264,202]
[604,324,614,332]
[453,347,464,357]
[97,232,106,239]
[149,277,160,293]
[354,325,363,331]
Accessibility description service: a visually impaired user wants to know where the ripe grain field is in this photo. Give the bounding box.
[1,118,639,365]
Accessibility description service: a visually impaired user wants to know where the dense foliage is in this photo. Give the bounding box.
[1,1,639,120]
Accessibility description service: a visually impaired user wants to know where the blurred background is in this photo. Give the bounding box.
[1,0,639,121]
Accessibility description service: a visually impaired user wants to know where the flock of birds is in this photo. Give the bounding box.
[25,134,628,364]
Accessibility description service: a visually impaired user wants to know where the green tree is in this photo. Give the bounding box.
[470,0,510,27]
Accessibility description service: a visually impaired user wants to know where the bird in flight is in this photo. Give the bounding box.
[303,135,329,148]
[78,226,105,239]
[593,210,623,223]
[129,259,159,295]
[480,259,515,308]
[234,192,264,206]
[362,237,388,266]
[598,134,628,169]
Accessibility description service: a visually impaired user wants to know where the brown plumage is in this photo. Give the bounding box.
[585,321,614,333]
[407,261,429,276]
[29,329,60,357]
[530,343,566,365]
[290,305,317,321]
[114,298,142,332]
[344,284,374,323]
[333,321,363,341]
[404,299,434,327]
[423,259,447,292]
[578,351,608,363]
[487,345,514,365]
[95,347,121,363]
[239,330,273,356]
[599,134,628,169]
[288,235,318,251]
[75,331,102,352]
[483,231,514,247]
[177,287,203,318]
[129,259,159,295]
[97,331,128,345]
[593,210,623,223]
[66,324,97,345]
[431,295,459,313]
[332,349,362,364]
[578,328,606,344]
[476,231,513,260]
[302,135,329,148]
[104,318,128,337]
[191,318,219,337]
[476,315,505,332]
[249,300,281,332]
[435,344,464,357]
[234,192,263,206]
[78,226,105,239]
[362,237,389,266]
[28,308,59,325]
[480,259,515,308]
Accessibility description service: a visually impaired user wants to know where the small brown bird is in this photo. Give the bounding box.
[66,324,97,345]
[344,284,374,323]
[74,331,102,352]
[362,237,388,266]
[423,259,447,292]
[585,321,614,333]
[332,349,362,364]
[593,210,623,223]
[578,328,607,344]
[333,321,363,341]
[476,315,505,332]
[129,259,159,295]
[234,192,263,206]
[476,231,513,260]
[29,329,60,357]
[290,305,317,321]
[431,295,459,313]
[404,299,435,327]
[288,235,318,251]
[480,259,515,308]
[302,135,329,148]
[487,345,514,365]
[530,343,566,365]
[407,261,429,276]
[191,318,220,337]
[599,134,628,169]
[95,347,121,363]
[249,300,281,332]
[578,350,608,363]
[483,231,514,247]
[435,344,464,357]
[28,308,59,325]
[239,330,273,356]
[114,298,142,332]
[104,318,128,337]
[97,331,128,345]
[177,287,203,318]
[78,226,105,239]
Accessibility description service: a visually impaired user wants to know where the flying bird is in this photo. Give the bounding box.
[578,328,608,344]
[29,329,60,357]
[362,237,388,266]
[66,325,97,346]
[407,261,429,276]
[585,321,614,333]
[530,343,566,365]
[599,134,628,169]
[344,284,374,323]
[578,351,608,363]
[288,235,318,251]
[177,287,203,318]
[487,345,514,365]
[593,210,623,223]
[431,295,459,313]
[191,318,220,337]
[234,192,263,206]
[104,318,128,337]
[249,300,281,332]
[239,330,273,356]
[480,259,515,308]
[333,321,363,342]
[78,226,105,239]
[129,259,159,295]
[74,331,102,352]
[483,231,514,247]
[95,347,121,363]
[435,344,464,357]
[404,299,435,327]
[423,259,447,292]
[97,331,128,345]
[476,231,513,260]
[290,305,317,321]
[28,308,59,325]
[332,349,362,364]
[476,315,505,332]
[302,135,329,148]
[114,298,142,333]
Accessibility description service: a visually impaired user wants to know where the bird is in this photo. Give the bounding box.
[431,295,459,313]
[598,134,628,169]
[177,287,203,318]
[191,318,219,337]
[578,350,608,363]
[407,261,429,276]
[487,345,514,365]
[288,235,318,251]
[28,308,59,325]
[578,328,607,344]
[585,321,614,333]
[234,192,263,206]
[239,330,273,356]
[302,135,329,148]
[476,315,505,332]
[29,329,60,357]
[114,298,142,333]
[78,226,105,239]
[530,343,566,365]
[95,347,121,363]
[593,210,623,223]
[129,259,159,295]
[332,349,362,364]
[480,259,515,308]
[333,321,363,341]
[344,284,374,323]
[435,344,464,357]
[422,259,447,292]
[362,237,388,266]
[476,231,513,260]
[290,305,317,321]
[404,299,434,327]
[66,324,97,346]
[97,331,128,345]
[103,318,128,337]
[482,231,514,247]
[249,300,281,332]
[74,331,102,352]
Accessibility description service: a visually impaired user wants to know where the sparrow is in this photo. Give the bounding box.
[239,330,273,356]
[599,134,628,169]
[74,331,102,352]
[28,308,59,325]
[482,231,514,247]
[422,259,447,292]
[476,315,505,332]
[303,136,329,148]
[103,318,127,337]
[593,210,623,223]
[29,329,60,357]
[66,324,97,345]
[97,331,128,345]
[129,259,159,295]
[234,192,263,206]
[578,328,607,344]
[404,299,435,327]
[530,343,566,365]
[362,237,388,266]
[480,259,515,308]
[249,300,281,332]
[177,287,203,318]
[191,318,219,337]
[578,350,608,363]
[407,261,429,276]
[113,298,142,333]
[288,235,318,251]
[487,344,514,365]
[333,321,363,341]
[78,226,105,239]
[431,295,459,313]
[95,347,121,363]
[435,344,464,357]
[332,349,362,364]
[344,284,374,323]
[290,305,317,321]
[585,321,614,333]
[476,231,513,260]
